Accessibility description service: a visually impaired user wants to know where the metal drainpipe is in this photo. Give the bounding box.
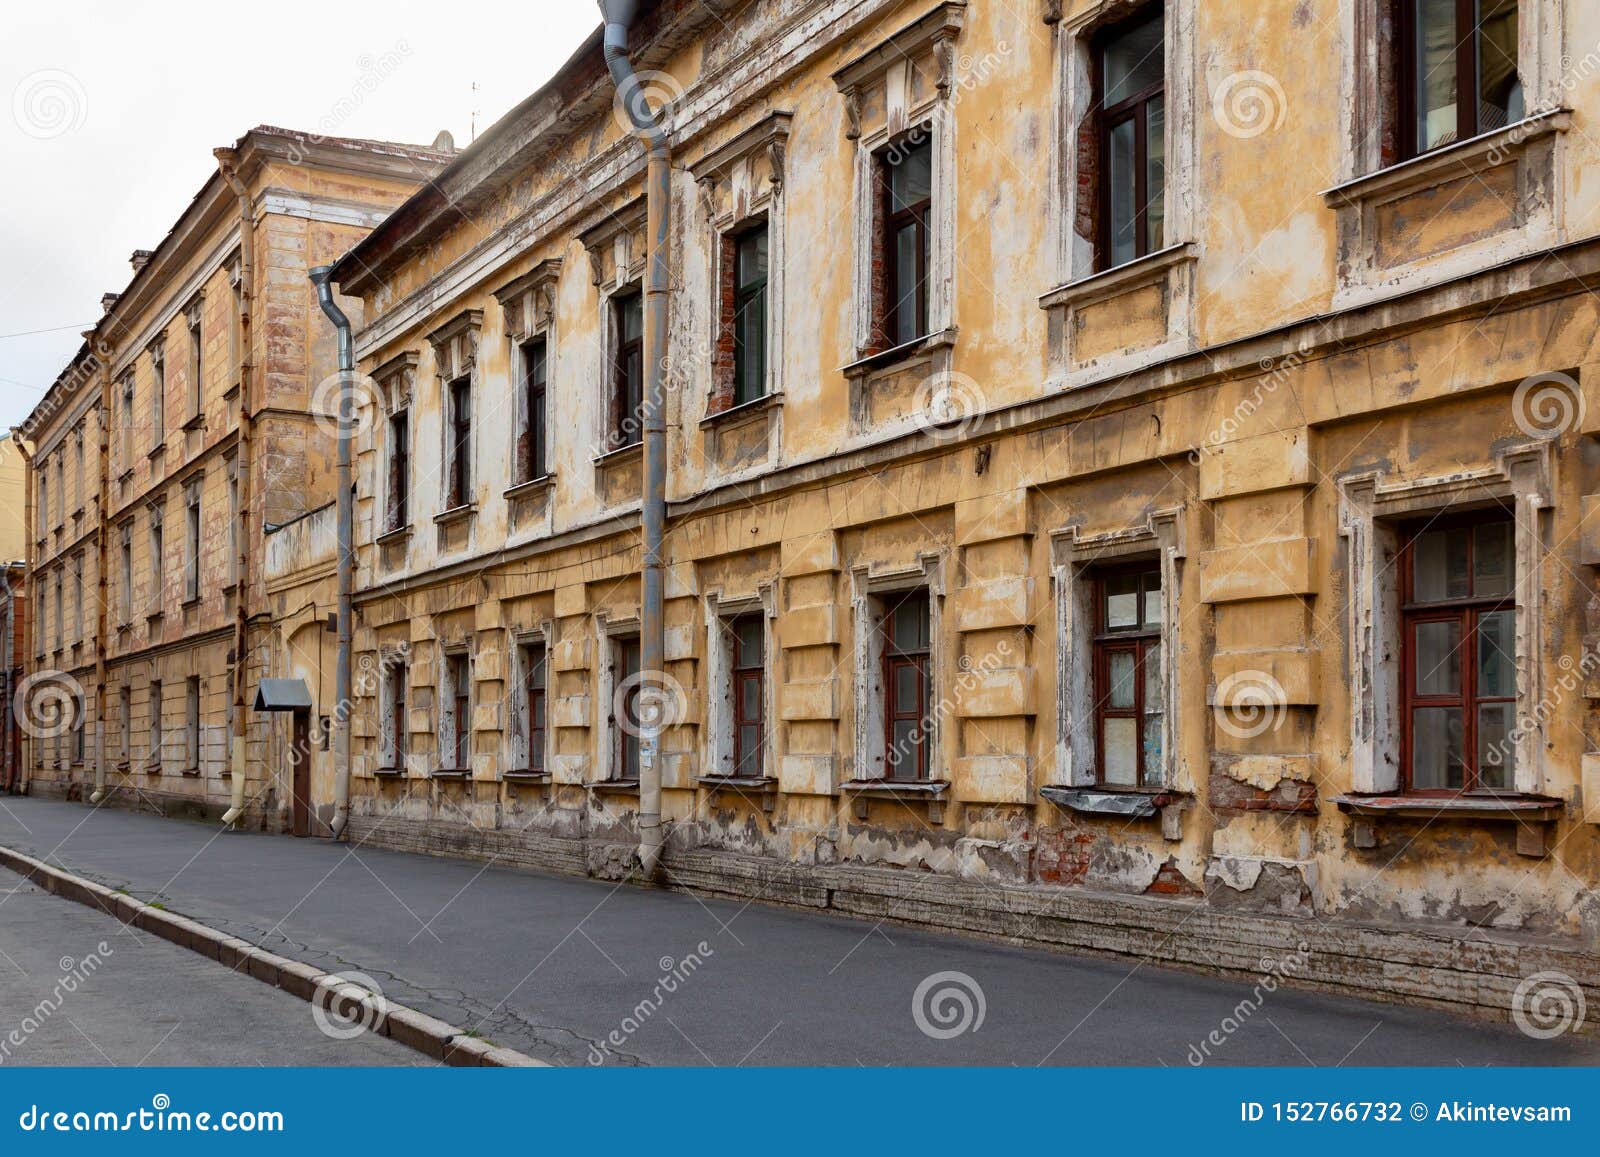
[14,431,34,796]
[308,266,355,840]
[599,0,669,880]
[216,150,255,827]
[89,357,111,804]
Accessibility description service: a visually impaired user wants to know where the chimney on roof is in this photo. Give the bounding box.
[100,293,120,314]
[130,249,153,273]
[432,130,456,152]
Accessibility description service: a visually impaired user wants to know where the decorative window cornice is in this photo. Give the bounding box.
[578,200,647,291]
[373,350,419,412]
[492,258,563,343]
[425,309,483,381]
[831,2,967,140]
[689,111,792,226]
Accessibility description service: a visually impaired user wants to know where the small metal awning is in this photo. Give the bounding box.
[253,678,313,712]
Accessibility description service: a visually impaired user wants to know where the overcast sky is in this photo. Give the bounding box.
[0,0,601,433]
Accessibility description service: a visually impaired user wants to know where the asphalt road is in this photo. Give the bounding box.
[0,795,1593,1067]
[0,865,425,1066]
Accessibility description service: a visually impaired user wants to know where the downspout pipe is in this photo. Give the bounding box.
[15,432,34,797]
[309,265,355,841]
[599,0,668,881]
[89,358,111,805]
[216,150,254,827]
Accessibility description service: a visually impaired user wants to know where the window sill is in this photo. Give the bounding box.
[143,762,162,776]
[223,381,240,401]
[145,612,164,625]
[841,328,958,379]
[1038,242,1199,312]
[146,442,166,460]
[698,774,778,810]
[503,475,555,502]
[181,413,205,433]
[181,595,201,609]
[1331,793,1563,823]
[1039,785,1180,819]
[429,767,471,780]
[375,524,413,547]
[180,767,201,778]
[590,778,641,795]
[841,777,949,821]
[502,769,551,784]
[374,766,408,778]
[432,504,476,529]
[592,440,643,467]
[699,391,783,429]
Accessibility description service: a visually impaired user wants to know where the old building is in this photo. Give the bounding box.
[15,125,450,823]
[317,0,1600,1017]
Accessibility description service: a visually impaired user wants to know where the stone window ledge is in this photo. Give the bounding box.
[842,328,958,380]
[1039,785,1182,818]
[699,391,783,429]
[143,761,162,775]
[432,504,476,529]
[429,767,471,780]
[146,442,166,460]
[180,767,201,778]
[373,766,408,778]
[590,778,641,795]
[1321,110,1571,211]
[697,774,778,811]
[181,412,206,433]
[375,524,413,547]
[501,769,551,783]
[1332,792,1563,823]
[503,474,555,502]
[841,777,950,821]
[1038,242,1198,312]
[223,381,240,401]
[592,441,643,468]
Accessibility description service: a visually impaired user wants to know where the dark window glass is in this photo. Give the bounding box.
[614,638,641,780]
[387,666,407,767]
[520,337,548,481]
[731,616,765,777]
[387,410,409,530]
[1402,511,1517,792]
[1097,8,1165,270]
[882,136,932,346]
[448,655,471,770]
[882,591,932,781]
[1093,565,1163,788]
[611,294,644,450]
[732,226,768,405]
[448,377,471,508]
[1404,0,1521,157]
[524,644,546,774]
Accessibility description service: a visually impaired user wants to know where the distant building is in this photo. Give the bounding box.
[0,433,25,563]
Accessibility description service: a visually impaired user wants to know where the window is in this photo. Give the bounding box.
[73,434,84,506]
[230,275,243,380]
[148,505,164,612]
[120,686,131,761]
[226,456,240,586]
[1092,565,1163,788]
[119,374,134,466]
[53,571,62,651]
[518,338,548,482]
[880,136,932,347]
[184,481,201,602]
[119,522,133,621]
[1401,0,1521,158]
[446,376,471,509]
[73,719,84,764]
[1400,512,1515,793]
[187,303,203,416]
[38,473,46,536]
[731,226,768,405]
[148,679,162,769]
[519,642,547,774]
[55,455,65,525]
[150,341,165,443]
[443,653,471,770]
[612,636,641,781]
[882,591,932,781]
[1096,7,1165,270]
[386,410,409,530]
[729,617,765,777]
[185,677,201,770]
[72,554,82,645]
[382,660,407,769]
[610,292,644,451]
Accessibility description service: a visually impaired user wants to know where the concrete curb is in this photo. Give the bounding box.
[0,843,548,1068]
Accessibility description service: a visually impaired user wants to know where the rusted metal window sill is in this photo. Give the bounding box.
[590,779,641,795]
[374,766,408,779]
[1039,786,1181,819]
[841,778,949,821]
[429,767,471,780]
[502,769,551,783]
[1332,793,1563,823]
[697,774,778,810]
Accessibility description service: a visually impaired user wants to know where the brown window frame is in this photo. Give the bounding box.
[612,636,641,781]
[385,661,408,769]
[523,642,547,775]
[729,616,765,778]
[445,653,471,771]
[446,375,472,509]
[519,336,549,482]
[1397,0,1520,161]
[731,224,769,406]
[1398,508,1517,796]
[1093,5,1166,272]
[1092,563,1162,789]
[878,134,932,349]
[881,590,933,782]
[387,408,410,531]
[610,292,644,451]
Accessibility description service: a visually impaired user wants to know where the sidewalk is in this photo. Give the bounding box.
[0,796,1591,1066]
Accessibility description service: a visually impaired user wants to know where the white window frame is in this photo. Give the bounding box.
[504,625,553,777]
[1050,507,1187,791]
[437,643,474,773]
[377,644,409,773]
